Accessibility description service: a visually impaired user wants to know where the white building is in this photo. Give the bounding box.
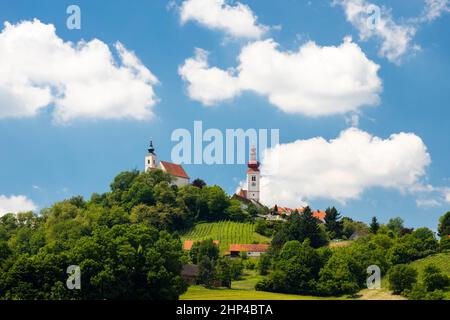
[145,141,190,187]
[235,145,261,203]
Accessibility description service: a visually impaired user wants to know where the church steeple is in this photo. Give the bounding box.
[247,145,260,202]
[148,140,156,154]
[145,140,158,172]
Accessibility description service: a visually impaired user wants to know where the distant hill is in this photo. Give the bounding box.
[181,221,271,252]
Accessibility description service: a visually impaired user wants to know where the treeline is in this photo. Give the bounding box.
[0,170,263,300]
[255,209,450,298]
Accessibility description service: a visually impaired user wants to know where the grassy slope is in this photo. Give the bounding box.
[409,251,450,280]
[180,271,343,300]
[181,221,271,252]
[409,251,450,299]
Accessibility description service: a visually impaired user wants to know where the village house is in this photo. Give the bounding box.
[228,244,270,257]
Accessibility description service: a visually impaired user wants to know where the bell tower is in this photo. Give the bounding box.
[145,140,158,172]
[247,145,260,201]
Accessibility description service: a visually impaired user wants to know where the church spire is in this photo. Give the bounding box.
[148,140,156,155]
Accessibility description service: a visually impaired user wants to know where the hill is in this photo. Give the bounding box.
[409,252,450,280]
[181,221,271,252]
[180,271,343,300]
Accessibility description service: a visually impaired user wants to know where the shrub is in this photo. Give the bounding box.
[423,264,450,291]
[388,264,418,294]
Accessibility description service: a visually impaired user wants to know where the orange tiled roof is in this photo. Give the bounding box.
[160,161,190,179]
[229,244,270,252]
[183,240,219,250]
[237,188,248,198]
[275,207,326,221]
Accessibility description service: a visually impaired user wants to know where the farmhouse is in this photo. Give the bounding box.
[228,244,270,257]
[181,264,199,285]
[145,141,190,187]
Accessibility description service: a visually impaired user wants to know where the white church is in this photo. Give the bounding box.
[144,141,261,205]
[234,145,262,205]
[144,141,190,187]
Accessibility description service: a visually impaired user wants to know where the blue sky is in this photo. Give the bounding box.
[0,0,449,230]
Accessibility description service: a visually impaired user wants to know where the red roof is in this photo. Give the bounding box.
[229,244,270,252]
[274,207,326,221]
[183,240,219,250]
[237,188,248,198]
[160,161,190,179]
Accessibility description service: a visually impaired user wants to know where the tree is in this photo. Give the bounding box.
[438,212,450,238]
[271,207,328,250]
[370,217,380,234]
[258,253,271,275]
[388,264,418,294]
[198,256,216,287]
[386,217,404,235]
[215,258,233,288]
[191,178,207,189]
[324,207,343,239]
[189,239,219,264]
[423,264,450,292]
[316,250,361,296]
[205,186,230,221]
[256,240,324,295]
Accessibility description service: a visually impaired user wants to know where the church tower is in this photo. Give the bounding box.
[247,145,260,201]
[145,140,158,172]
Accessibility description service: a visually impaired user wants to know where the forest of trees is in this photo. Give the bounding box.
[0,170,261,299]
[0,168,449,300]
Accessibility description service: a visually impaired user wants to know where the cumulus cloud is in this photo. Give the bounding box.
[421,0,450,22]
[179,37,382,116]
[0,195,37,216]
[333,0,419,63]
[0,19,159,124]
[179,0,268,39]
[258,128,431,207]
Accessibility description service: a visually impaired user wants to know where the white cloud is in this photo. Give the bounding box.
[178,48,241,105]
[445,189,450,203]
[258,128,431,207]
[334,0,419,63]
[0,19,159,124]
[179,0,268,39]
[179,37,382,116]
[334,0,450,63]
[421,0,450,22]
[416,198,442,208]
[0,195,37,216]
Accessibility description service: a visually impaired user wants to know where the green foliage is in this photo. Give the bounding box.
[324,207,343,240]
[438,211,450,238]
[198,256,216,287]
[370,217,380,234]
[341,217,369,239]
[271,207,329,250]
[256,240,325,295]
[388,264,418,294]
[258,253,271,276]
[386,217,404,235]
[189,239,219,264]
[422,264,450,291]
